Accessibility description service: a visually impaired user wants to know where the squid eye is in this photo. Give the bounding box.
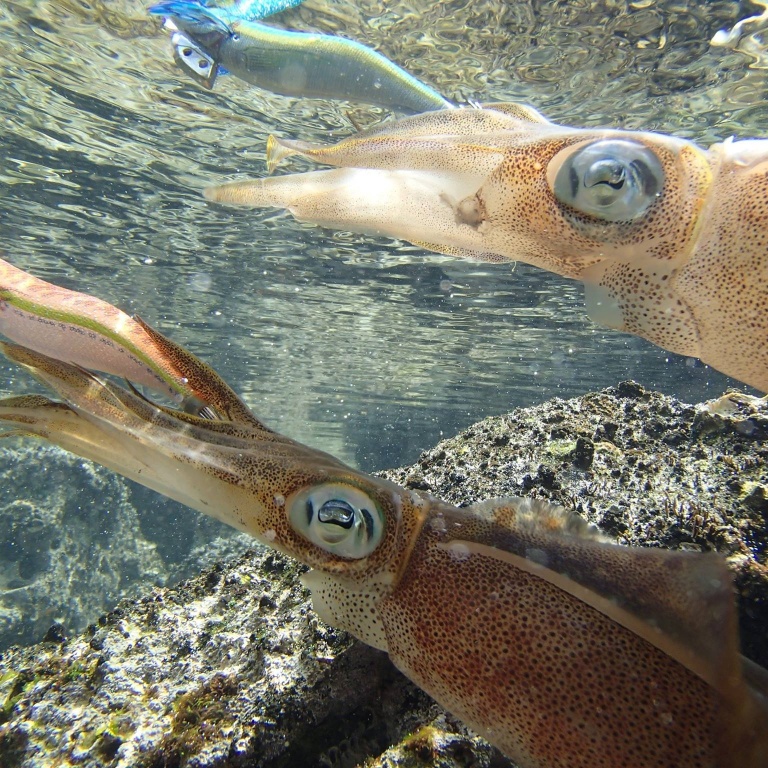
[288,483,385,558]
[551,139,664,222]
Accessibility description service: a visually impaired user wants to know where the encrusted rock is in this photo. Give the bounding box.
[0,384,765,767]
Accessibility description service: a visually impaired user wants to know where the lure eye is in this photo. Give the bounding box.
[550,139,664,222]
[288,483,385,559]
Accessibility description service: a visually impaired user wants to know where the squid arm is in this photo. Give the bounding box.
[0,257,260,425]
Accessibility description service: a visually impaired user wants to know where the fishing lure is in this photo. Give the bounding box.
[150,1,452,112]
[160,0,304,88]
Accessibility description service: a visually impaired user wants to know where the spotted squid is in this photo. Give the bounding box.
[203,104,768,392]
[0,256,766,767]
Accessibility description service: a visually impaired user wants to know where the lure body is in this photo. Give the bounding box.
[156,0,304,88]
[0,258,767,767]
[151,2,451,112]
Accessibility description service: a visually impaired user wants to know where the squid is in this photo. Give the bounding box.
[203,104,768,392]
[0,256,767,766]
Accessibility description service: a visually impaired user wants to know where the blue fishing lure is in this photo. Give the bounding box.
[151,0,303,87]
[149,0,452,112]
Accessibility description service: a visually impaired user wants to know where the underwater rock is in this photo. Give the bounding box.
[0,548,431,768]
[0,445,254,652]
[0,383,765,767]
[0,445,165,650]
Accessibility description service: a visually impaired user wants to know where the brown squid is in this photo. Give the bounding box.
[0,257,766,767]
[203,104,768,392]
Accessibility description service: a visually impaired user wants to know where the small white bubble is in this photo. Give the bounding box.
[273,494,285,507]
[263,529,277,542]
[447,542,470,561]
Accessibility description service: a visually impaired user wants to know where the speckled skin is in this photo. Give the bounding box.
[205,105,768,392]
[379,501,767,768]
[0,262,767,767]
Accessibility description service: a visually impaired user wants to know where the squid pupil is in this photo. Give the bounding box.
[568,167,579,198]
[317,499,355,529]
[306,499,314,526]
[632,160,659,196]
[586,159,625,191]
[361,508,374,540]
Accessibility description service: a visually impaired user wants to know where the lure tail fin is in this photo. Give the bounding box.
[227,0,304,21]
[151,0,304,24]
[149,1,230,32]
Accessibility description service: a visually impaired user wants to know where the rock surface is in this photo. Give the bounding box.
[0,445,254,651]
[0,445,164,650]
[0,383,766,767]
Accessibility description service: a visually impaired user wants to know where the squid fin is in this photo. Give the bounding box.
[461,496,743,699]
[481,102,553,123]
[410,240,514,264]
[469,496,610,541]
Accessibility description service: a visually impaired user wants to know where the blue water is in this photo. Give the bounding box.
[0,0,764,646]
